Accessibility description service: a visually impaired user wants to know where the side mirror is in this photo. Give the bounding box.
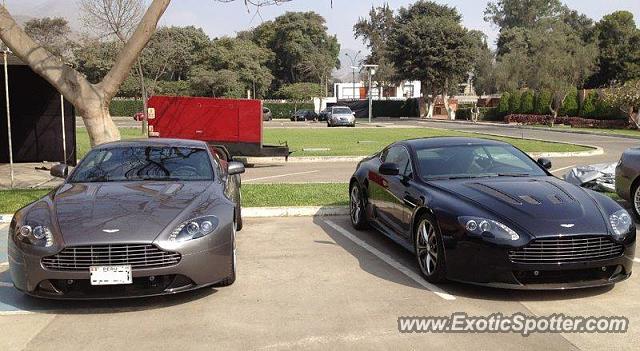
[537,158,552,170]
[228,161,245,176]
[379,162,400,176]
[50,163,69,178]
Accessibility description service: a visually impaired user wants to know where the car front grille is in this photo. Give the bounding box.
[42,244,181,271]
[509,236,624,264]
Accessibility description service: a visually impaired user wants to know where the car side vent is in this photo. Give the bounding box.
[547,194,564,204]
[469,183,522,205]
[518,195,541,205]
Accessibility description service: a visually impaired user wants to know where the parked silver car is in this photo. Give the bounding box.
[327,106,356,127]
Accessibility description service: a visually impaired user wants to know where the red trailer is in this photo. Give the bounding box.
[147,96,289,158]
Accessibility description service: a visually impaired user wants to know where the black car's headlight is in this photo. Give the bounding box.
[458,216,520,241]
[169,216,219,242]
[16,223,54,247]
[609,209,632,239]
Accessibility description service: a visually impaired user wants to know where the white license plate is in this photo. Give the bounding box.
[90,265,132,285]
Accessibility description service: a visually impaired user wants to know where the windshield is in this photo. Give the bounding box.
[332,107,352,114]
[70,146,214,183]
[416,144,547,180]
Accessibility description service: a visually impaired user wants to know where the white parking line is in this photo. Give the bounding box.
[0,262,8,267]
[634,258,640,264]
[0,282,12,287]
[324,220,456,301]
[551,164,576,174]
[244,170,319,183]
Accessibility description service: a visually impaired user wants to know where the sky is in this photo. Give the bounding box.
[6,0,640,53]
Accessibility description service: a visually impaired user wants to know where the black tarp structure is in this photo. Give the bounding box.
[0,54,76,166]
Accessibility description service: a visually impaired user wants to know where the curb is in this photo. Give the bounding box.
[420,123,603,158]
[0,214,12,223]
[420,119,640,141]
[242,206,349,218]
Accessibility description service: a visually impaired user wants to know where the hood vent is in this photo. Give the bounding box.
[468,183,522,206]
[518,195,541,205]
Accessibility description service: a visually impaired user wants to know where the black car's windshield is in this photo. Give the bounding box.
[416,144,547,180]
[70,146,214,183]
[332,107,352,114]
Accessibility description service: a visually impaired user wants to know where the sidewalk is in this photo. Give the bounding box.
[0,163,63,190]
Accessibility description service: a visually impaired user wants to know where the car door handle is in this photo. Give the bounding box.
[403,192,418,208]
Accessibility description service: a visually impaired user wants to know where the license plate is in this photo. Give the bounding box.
[90,265,132,285]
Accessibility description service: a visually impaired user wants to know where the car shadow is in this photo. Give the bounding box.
[0,269,218,315]
[313,214,617,302]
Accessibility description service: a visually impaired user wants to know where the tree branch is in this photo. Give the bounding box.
[0,5,94,107]
[99,0,171,99]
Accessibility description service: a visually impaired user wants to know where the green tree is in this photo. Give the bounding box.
[73,39,121,83]
[580,91,597,117]
[605,80,640,127]
[354,4,397,92]
[498,91,511,116]
[388,1,474,119]
[147,26,212,81]
[468,30,496,96]
[248,12,340,87]
[23,17,74,60]
[559,87,579,116]
[520,90,535,114]
[591,11,640,86]
[534,90,553,115]
[508,90,522,113]
[188,67,243,98]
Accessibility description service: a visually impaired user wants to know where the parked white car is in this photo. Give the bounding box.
[327,106,356,127]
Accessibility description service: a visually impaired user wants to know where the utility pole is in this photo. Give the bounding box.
[344,51,361,99]
[362,64,378,123]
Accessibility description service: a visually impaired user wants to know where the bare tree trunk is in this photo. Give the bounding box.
[549,93,567,127]
[627,107,640,129]
[0,0,170,147]
[420,83,434,119]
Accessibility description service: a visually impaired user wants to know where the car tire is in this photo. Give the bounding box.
[235,188,243,232]
[217,221,237,287]
[349,182,368,230]
[632,183,640,219]
[414,214,447,283]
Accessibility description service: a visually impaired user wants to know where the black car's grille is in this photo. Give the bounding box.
[42,244,181,271]
[509,236,624,264]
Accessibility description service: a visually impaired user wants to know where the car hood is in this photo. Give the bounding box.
[53,181,211,245]
[428,176,609,238]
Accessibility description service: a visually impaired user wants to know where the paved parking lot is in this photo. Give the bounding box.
[1,217,639,350]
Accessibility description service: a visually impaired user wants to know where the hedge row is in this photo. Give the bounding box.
[505,114,629,129]
[456,107,502,121]
[498,90,626,120]
[110,99,143,116]
[264,102,315,119]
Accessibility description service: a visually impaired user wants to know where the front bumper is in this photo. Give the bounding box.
[444,235,635,290]
[329,118,355,126]
[9,225,234,299]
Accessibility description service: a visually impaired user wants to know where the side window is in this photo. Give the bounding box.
[385,146,413,178]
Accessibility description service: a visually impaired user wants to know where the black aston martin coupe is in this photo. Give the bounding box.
[349,137,636,289]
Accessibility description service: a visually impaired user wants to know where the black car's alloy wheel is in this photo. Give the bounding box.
[415,215,446,282]
[633,184,640,219]
[350,183,368,230]
[217,221,237,286]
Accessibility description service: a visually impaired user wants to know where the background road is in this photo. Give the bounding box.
[0,217,638,350]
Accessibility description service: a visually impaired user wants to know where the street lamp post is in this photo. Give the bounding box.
[344,51,361,99]
[362,64,378,123]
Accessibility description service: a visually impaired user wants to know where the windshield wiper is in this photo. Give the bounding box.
[496,172,531,177]
[426,175,484,180]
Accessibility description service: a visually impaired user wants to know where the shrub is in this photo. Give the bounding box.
[505,114,629,129]
[497,92,510,116]
[264,102,315,119]
[154,80,192,96]
[520,90,535,114]
[110,99,143,116]
[508,90,522,114]
[534,90,552,115]
[594,97,626,120]
[457,107,499,121]
[560,88,579,116]
[580,91,597,118]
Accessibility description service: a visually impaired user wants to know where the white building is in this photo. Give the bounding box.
[333,81,422,100]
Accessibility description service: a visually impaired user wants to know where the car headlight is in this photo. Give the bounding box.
[170,216,219,242]
[609,209,632,238]
[458,216,519,241]
[16,223,54,247]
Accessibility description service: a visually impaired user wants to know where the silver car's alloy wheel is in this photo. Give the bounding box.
[350,186,361,225]
[232,221,237,276]
[416,220,438,276]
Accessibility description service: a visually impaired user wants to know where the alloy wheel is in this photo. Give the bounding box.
[350,186,361,225]
[416,220,438,276]
[634,186,640,218]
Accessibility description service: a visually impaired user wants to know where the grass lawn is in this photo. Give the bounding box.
[77,126,590,159]
[0,184,349,214]
[263,128,591,156]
